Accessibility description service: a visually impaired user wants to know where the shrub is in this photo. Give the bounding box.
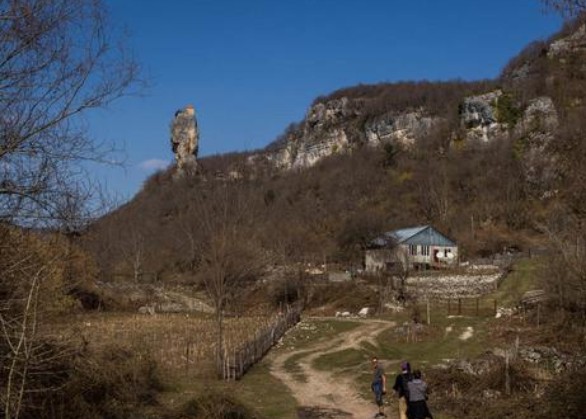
[176,391,261,419]
[537,366,586,419]
[51,344,163,419]
[495,93,522,126]
[270,277,306,307]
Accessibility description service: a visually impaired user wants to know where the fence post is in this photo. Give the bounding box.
[222,346,225,380]
[186,342,190,375]
[476,298,479,317]
[457,298,461,315]
[232,349,235,381]
[505,350,511,396]
[447,299,451,316]
[236,349,240,379]
[494,299,497,317]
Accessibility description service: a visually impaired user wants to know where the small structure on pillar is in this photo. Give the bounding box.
[170,104,199,177]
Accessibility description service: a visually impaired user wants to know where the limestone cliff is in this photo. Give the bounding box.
[170,104,199,176]
[265,97,443,171]
[256,20,586,195]
[264,91,557,174]
[548,23,586,57]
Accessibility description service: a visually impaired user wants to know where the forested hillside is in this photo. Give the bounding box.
[3,1,586,418]
[85,15,586,299]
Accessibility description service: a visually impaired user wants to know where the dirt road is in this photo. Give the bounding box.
[269,318,395,418]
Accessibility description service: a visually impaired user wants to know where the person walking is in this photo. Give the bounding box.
[371,357,387,418]
[406,370,433,419]
[392,360,412,419]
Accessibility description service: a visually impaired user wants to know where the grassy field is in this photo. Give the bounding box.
[491,257,543,307]
[236,362,299,417]
[220,258,543,417]
[236,257,545,418]
[45,311,284,380]
[39,258,541,417]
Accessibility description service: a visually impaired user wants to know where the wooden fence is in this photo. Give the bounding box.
[445,297,497,317]
[219,303,302,380]
[413,297,498,321]
[410,297,498,327]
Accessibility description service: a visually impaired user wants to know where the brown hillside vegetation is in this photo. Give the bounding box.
[86,112,539,284]
[3,2,586,418]
[84,13,586,285]
[79,11,586,418]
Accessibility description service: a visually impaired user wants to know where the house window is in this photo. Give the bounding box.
[422,245,430,256]
[409,245,417,255]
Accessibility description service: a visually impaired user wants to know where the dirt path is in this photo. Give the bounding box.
[269,318,395,418]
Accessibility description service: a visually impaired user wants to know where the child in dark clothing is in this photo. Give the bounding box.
[406,370,433,419]
[392,361,412,419]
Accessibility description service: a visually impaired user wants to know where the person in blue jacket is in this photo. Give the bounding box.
[371,356,387,418]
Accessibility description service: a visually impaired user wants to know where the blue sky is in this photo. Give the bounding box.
[89,0,563,201]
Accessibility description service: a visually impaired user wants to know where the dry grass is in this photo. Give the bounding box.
[44,312,281,379]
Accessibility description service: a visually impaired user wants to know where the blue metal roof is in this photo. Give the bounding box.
[371,225,456,248]
[386,225,429,243]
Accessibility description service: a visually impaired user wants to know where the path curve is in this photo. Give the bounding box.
[269,318,395,418]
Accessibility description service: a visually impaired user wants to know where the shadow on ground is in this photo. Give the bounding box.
[297,406,353,418]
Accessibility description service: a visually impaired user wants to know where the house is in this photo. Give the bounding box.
[365,225,458,272]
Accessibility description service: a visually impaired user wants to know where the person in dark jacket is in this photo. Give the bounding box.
[392,360,412,419]
[406,370,433,419]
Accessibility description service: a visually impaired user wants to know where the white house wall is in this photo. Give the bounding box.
[365,248,394,272]
[401,244,458,267]
[366,245,458,273]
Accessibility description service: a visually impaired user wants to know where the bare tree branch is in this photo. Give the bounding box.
[0,0,143,226]
[542,0,586,17]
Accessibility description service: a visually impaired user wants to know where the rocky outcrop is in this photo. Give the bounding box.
[459,90,507,142]
[265,90,560,186]
[548,24,586,58]
[266,98,442,169]
[262,86,561,199]
[291,127,350,170]
[98,281,214,314]
[253,20,586,198]
[268,98,356,170]
[365,110,439,147]
[304,97,356,132]
[265,91,545,168]
[171,104,199,176]
[515,96,559,192]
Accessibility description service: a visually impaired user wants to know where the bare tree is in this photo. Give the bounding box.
[391,247,411,304]
[538,217,586,319]
[0,1,142,416]
[2,265,47,419]
[174,205,202,273]
[0,0,142,226]
[336,210,385,266]
[543,0,586,16]
[0,226,82,419]
[192,183,267,374]
[114,220,148,283]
